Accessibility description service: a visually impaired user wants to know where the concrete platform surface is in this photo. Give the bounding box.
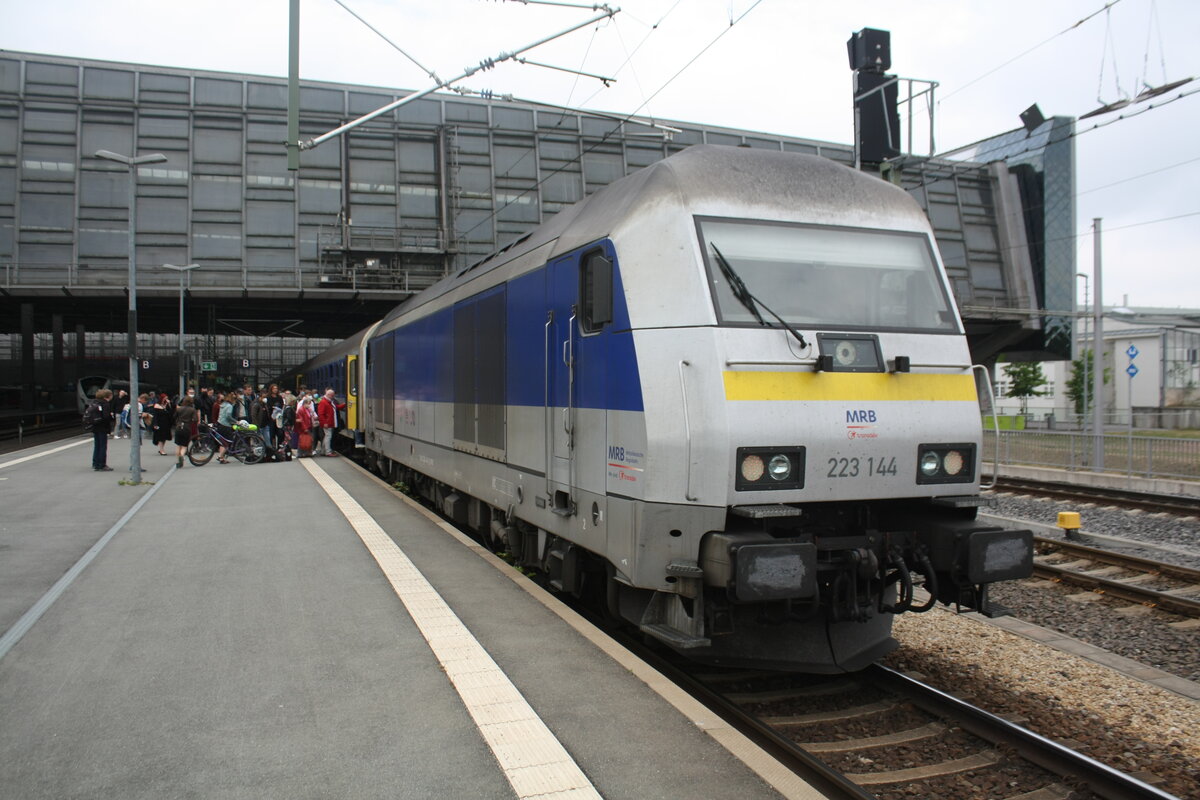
[0,437,816,799]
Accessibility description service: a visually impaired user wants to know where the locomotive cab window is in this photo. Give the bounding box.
[580,249,613,333]
[697,217,959,333]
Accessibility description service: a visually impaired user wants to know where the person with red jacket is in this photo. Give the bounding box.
[316,388,345,457]
[295,395,316,457]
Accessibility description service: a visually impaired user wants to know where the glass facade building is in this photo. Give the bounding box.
[0,50,1073,367]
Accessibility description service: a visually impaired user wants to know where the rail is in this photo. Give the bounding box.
[867,665,1179,800]
[0,410,79,446]
[993,477,1200,515]
[627,649,873,799]
[984,428,1200,481]
[1031,537,1200,618]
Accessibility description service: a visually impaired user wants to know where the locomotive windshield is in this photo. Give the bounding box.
[698,218,959,333]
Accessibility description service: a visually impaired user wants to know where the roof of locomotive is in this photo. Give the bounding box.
[377,144,930,328]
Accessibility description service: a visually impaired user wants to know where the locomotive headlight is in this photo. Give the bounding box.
[834,340,858,366]
[736,447,806,491]
[741,454,765,482]
[916,444,975,484]
[768,454,792,481]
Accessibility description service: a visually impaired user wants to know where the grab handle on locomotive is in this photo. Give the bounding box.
[973,364,1000,489]
[564,308,577,442]
[679,359,697,502]
[544,311,554,496]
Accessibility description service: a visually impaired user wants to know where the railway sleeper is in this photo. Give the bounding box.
[800,720,946,753]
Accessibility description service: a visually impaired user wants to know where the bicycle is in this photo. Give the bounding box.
[187,421,266,466]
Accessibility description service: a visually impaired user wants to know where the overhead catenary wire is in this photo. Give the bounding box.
[457,0,765,244]
[939,0,1125,104]
[331,0,442,84]
[940,209,1200,271]
[299,5,618,150]
[572,0,688,112]
[1076,154,1200,196]
[1138,0,1168,90]
[455,1,683,196]
[908,81,1200,199]
[971,152,1200,227]
[1095,2,1128,103]
[459,10,1192,264]
[562,21,602,109]
[612,20,652,120]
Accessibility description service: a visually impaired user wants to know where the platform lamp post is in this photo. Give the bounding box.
[95,149,168,484]
[1076,272,1090,436]
[161,263,199,399]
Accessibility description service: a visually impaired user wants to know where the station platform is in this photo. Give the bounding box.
[0,437,822,799]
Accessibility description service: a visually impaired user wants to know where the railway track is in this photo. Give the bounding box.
[387,472,1188,799]
[687,664,1178,800]
[613,631,1180,800]
[991,478,1200,517]
[1032,536,1200,618]
[0,416,81,455]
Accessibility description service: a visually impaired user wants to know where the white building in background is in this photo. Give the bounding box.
[993,307,1200,430]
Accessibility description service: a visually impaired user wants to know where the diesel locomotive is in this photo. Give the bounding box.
[295,145,1033,671]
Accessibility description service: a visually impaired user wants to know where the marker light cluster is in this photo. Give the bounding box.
[736,446,805,491]
[915,443,975,484]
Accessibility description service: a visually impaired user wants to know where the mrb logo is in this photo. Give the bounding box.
[607,445,625,462]
[846,409,877,423]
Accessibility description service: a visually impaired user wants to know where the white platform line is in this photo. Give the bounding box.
[0,438,88,470]
[0,465,176,662]
[349,466,827,800]
[300,459,601,800]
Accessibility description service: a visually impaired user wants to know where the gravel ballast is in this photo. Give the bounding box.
[987,492,1200,569]
[883,606,1200,800]
[987,580,1200,682]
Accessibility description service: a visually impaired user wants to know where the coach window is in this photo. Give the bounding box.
[580,249,613,333]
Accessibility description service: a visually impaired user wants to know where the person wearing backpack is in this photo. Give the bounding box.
[85,389,115,471]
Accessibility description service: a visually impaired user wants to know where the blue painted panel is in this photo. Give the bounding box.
[506,268,548,407]
[386,239,642,412]
[394,313,450,402]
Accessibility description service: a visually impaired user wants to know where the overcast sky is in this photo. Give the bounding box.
[4,0,1198,310]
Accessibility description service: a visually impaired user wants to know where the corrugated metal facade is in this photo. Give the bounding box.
[0,50,1072,361]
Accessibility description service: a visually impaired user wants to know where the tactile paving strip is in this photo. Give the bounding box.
[301,459,600,800]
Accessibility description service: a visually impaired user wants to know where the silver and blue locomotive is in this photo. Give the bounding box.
[315,145,1031,671]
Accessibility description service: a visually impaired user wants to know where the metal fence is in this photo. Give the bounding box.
[984,429,1200,481]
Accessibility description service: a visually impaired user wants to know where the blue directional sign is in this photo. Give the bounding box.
[1126,344,1139,359]
[1127,363,1139,378]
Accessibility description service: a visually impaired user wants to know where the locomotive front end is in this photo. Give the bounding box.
[613,148,1033,671]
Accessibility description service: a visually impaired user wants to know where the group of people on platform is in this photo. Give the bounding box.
[84,384,346,472]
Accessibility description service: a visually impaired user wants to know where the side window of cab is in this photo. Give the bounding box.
[580,248,613,334]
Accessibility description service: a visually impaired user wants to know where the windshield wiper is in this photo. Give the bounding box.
[710,243,808,349]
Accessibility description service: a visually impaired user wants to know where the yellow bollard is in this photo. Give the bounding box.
[1057,511,1081,540]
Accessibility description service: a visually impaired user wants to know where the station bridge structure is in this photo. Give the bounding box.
[0,50,1074,393]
